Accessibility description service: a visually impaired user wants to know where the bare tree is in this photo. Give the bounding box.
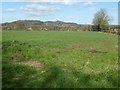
[92,9,112,31]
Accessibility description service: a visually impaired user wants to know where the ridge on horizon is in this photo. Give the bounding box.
[1,20,117,25]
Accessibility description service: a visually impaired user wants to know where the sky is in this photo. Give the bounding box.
[1,1,118,25]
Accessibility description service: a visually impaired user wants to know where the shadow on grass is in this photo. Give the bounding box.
[25,65,118,88]
[2,56,118,88]
[2,61,37,88]
[40,66,61,88]
[3,63,118,88]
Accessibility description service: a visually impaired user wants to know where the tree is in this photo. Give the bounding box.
[92,9,111,31]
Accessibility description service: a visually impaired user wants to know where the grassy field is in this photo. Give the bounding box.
[2,31,118,88]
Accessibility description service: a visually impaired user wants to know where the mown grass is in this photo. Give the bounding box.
[2,31,118,88]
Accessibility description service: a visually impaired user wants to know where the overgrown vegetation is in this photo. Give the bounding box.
[2,31,118,88]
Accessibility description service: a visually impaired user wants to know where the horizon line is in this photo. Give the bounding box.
[1,19,118,25]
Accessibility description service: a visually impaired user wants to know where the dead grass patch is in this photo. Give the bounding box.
[14,61,44,71]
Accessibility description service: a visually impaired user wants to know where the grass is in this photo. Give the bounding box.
[2,31,118,88]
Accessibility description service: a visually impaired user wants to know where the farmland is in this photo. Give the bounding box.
[2,31,118,88]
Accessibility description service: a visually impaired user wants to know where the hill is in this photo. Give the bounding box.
[2,20,92,31]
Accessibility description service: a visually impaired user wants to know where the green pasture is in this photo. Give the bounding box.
[2,31,118,88]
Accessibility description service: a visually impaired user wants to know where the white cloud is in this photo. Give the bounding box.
[20,4,60,12]
[20,4,60,17]
[15,0,80,5]
[25,12,53,17]
[82,0,98,7]
[2,0,119,3]
[7,8,16,12]
[62,0,79,5]
[84,1,94,6]
[3,0,83,5]
[15,0,80,3]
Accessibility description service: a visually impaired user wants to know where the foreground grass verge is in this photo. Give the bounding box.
[2,31,118,88]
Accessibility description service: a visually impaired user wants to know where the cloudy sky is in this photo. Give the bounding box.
[1,1,118,24]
